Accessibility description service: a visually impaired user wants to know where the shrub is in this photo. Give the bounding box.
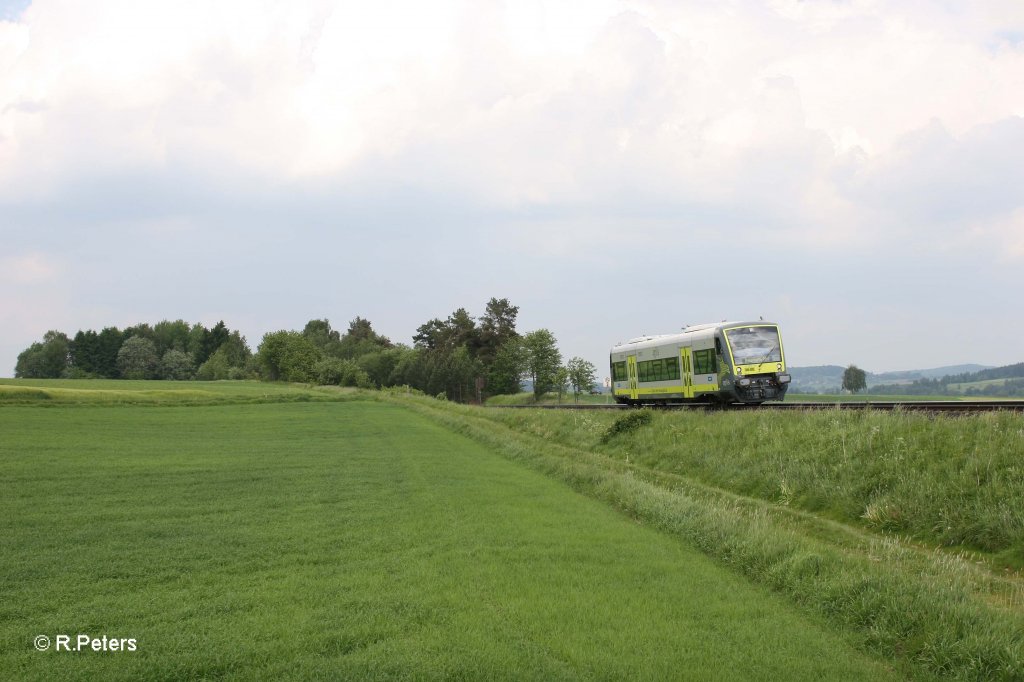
[61,366,97,380]
[381,385,426,397]
[601,409,653,443]
[314,358,373,388]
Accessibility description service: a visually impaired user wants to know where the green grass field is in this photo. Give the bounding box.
[784,392,971,402]
[1,384,896,680]
[946,379,1018,394]
[0,378,338,406]
[398,395,1024,680]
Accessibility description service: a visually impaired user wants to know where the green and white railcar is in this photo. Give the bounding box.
[609,321,791,405]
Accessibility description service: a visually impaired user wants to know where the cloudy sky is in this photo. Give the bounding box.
[2,0,1023,377]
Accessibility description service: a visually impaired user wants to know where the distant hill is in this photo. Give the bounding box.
[790,362,1024,397]
[789,364,995,394]
[871,364,992,382]
[788,365,845,393]
[872,362,1024,397]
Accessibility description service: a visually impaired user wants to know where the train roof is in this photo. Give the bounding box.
[610,321,778,353]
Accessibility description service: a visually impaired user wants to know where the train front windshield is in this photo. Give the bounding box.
[726,326,782,365]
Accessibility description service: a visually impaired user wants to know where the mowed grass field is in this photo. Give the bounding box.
[1,390,895,680]
[0,378,334,406]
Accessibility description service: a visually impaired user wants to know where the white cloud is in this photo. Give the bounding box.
[973,206,1024,262]
[2,1,1024,373]
[0,252,59,284]
[3,1,1022,208]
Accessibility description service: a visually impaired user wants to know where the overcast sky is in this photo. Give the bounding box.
[2,0,1023,377]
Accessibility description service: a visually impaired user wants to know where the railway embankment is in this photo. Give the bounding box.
[389,392,1024,681]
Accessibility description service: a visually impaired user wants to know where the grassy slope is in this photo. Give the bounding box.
[486,392,615,406]
[480,407,1024,564]
[1,397,891,680]
[393,395,1024,680]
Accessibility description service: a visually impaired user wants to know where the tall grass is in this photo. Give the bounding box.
[389,395,1024,680]
[484,392,615,406]
[484,406,1024,567]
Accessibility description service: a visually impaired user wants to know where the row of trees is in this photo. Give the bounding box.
[251,298,597,402]
[406,299,595,402]
[15,298,599,403]
[15,321,251,380]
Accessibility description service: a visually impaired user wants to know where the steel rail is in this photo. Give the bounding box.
[491,400,1024,413]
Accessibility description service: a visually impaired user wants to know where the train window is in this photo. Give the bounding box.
[725,326,782,364]
[694,349,717,375]
[612,362,627,382]
[664,356,680,380]
[637,356,686,382]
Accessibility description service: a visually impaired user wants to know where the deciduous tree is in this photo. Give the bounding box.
[842,365,867,394]
[15,331,70,378]
[160,349,195,380]
[566,357,597,402]
[486,339,525,396]
[152,319,192,356]
[257,331,321,382]
[523,329,562,401]
[117,336,159,379]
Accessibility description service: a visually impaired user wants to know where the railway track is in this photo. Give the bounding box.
[493,400,1024,413]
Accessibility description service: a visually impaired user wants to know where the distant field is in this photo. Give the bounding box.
[1,385,893,680]
[783,392,975,402]
[946,378,1017,393]
[0,378,340,406]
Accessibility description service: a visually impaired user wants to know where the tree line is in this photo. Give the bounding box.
[14,298,598,402]
[15,321,251,381]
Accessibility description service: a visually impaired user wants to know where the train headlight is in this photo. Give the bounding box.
[738,378,751,387]
[777,373,791,384]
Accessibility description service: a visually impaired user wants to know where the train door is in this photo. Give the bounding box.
[627,355,639,401]
[680,347,694,399]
